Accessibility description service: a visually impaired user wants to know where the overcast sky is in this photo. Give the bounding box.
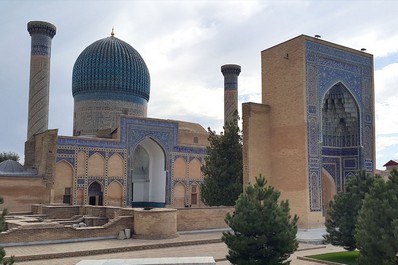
[1,0,398,170]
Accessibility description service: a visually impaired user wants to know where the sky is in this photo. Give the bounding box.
[1,0,398,170]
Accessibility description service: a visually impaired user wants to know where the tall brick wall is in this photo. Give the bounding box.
[260,37,316,228]
[242,103,271,185]
[24,129,58,187]
[0,177,47,212]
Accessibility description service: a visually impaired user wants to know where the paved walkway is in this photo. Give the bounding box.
[4,231,343,265]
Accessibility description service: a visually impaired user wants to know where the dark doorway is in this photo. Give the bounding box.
[88,181,103,206]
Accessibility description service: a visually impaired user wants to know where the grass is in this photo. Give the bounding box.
[306,251,359,265]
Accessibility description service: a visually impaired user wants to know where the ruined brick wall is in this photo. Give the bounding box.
[0,216,132,244]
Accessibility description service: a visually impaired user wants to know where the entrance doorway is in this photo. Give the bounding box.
[88,181,103,206]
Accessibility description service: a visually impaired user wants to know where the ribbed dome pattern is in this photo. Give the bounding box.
[72,36,150,102]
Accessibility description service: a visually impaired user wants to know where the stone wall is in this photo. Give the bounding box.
[31,204,124,220]
[0,216,132,245]
[0,205,232,244]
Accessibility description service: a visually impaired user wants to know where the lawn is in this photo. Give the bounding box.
[306,251,359,265]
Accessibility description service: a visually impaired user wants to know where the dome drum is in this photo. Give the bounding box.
[73,99,147,136]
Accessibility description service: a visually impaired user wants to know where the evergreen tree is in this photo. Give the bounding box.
[0,196,14,265]
[0,152,19,163]
[324,170,376,251]
[0,197,6,232]
[200,112,243,206]
[356,169,398,265]
[222,175,298,265]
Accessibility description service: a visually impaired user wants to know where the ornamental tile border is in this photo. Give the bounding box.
[306,40,374,211]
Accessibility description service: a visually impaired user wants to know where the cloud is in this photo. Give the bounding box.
[375,63,398,135]
[2,0,398,167]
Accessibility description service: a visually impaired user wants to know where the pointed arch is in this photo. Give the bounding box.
[148,136,167,170]
[173,157,187,178]
[107,180,123,207]
[321,81,360,110]
[108,153,124,177]
[321,82,360,148]
[53,160,73,204]
[188,158,202,179]
[131,137,167,207]
[88,181,104,206]
[88,153,105,177]
[173,182,186,208]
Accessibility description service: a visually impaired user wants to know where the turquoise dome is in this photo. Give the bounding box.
[72,36,150,103]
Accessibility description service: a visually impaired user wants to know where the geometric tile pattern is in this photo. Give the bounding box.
[306,40,374,211]
[56,116,207,206]
[72,36,150,102]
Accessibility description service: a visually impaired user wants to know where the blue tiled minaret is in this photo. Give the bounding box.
[27,21,56,140]
[221,64,241,124]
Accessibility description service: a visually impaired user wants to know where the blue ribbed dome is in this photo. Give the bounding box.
[72,36,150,102]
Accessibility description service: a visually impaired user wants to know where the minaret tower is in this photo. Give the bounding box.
[26,21,56,140]
[221,64,241,124]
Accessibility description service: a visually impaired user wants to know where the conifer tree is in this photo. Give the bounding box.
[324,170,376,250]
[0,152,19,163]
[200,111,242,206]
[356,169,398,265]
[222,175,298,265]
[0,197,6,232]
[0,196,13,265]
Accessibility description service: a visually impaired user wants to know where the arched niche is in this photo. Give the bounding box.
[173,157,187,179]
[321,82,361,215]
[87,153,105,177]
[107,181,123,207]
[108,153,124,177]
[131,137,166,207]
[88,181,103,206]
[54,160,73,204]
[188,158,202,179]
[173,182,186,208]
[322,82,360,148]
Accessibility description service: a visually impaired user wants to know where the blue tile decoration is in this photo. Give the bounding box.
[306,40,374,212]
[344,158,357,169]
[57,115,207,207]
[72,36,150,102]
[174,146,207,155]
[56,157,75,166]
[88,151,106,158]
[27,21,56,56]
[77,179,85,185]
[57,149,75,155]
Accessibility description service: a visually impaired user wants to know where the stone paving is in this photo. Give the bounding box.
[4,231,344,265]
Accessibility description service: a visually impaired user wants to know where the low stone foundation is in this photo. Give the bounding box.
[0,204,234,245]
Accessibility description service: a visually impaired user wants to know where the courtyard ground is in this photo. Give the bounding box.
[3,231,344,265]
